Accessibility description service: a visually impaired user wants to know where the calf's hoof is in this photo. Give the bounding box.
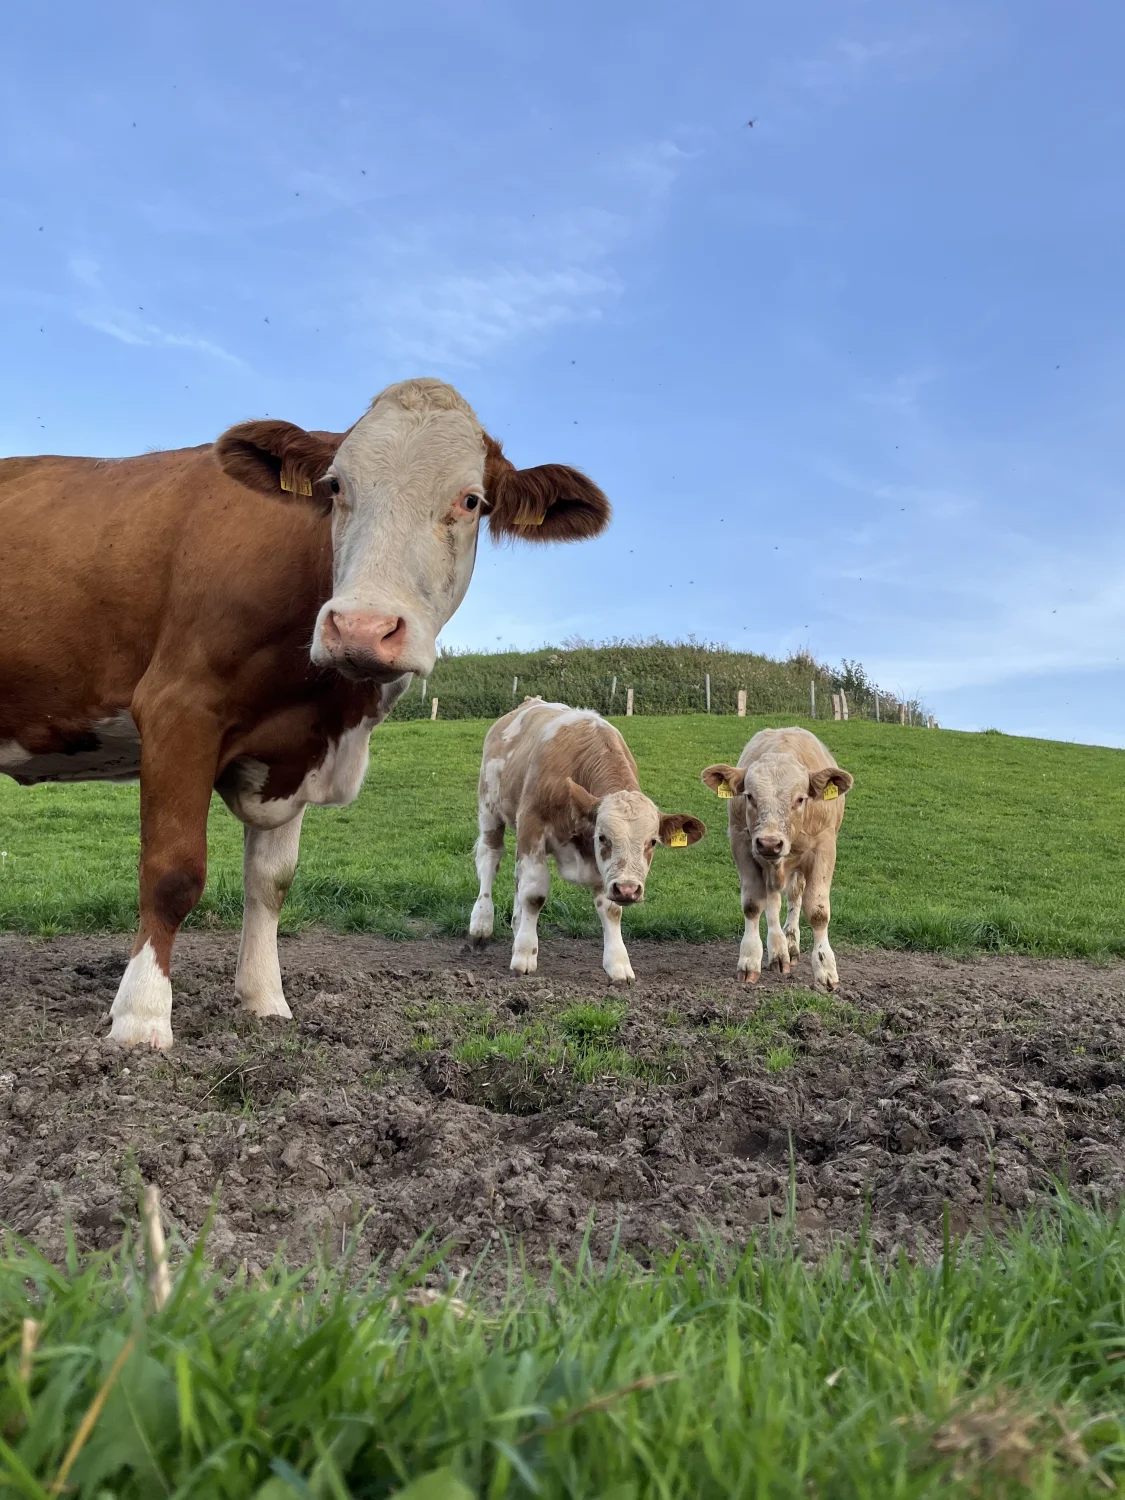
[604,964,636,984]
[468,932,490,949]
[769,955,791,977]
[510,952,538,976]
[786,935,801,959]
[738,967,761,985]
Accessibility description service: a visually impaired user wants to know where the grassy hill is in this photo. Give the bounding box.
[390,640,923,722]
[2,715,1123,957]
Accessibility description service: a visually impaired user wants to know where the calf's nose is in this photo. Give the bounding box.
[610,880,642,905]
[754,834,785,858]
[320,609,408,674]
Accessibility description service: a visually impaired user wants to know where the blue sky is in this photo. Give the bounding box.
[4,1,1124,744]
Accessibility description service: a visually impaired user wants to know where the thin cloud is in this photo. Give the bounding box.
[69,256,245,368]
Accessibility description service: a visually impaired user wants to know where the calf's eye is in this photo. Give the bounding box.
[464,494,479,510]
[329,477,341,495]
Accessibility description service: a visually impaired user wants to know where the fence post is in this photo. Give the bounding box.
[899,702,906,726]
[705,673,711,713]
[626,688,634,717]
[875,694,880,722]
[420,676,427,700]
[430,697,439,720]
[810,680,816,718]
[610,674,617,710]
[840,690,849,721]
[737,689,746,717]
[832,693,841,721]
[927,714,935,729]
[512,676,518,697]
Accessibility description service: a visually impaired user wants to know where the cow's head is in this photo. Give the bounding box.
[566,782,705,904]
[702,758,853,862]
[214,379,610,681]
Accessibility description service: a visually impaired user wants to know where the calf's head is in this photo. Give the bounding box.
[567,782,705,903]
[702,757,853,862]
[214,379,610,681]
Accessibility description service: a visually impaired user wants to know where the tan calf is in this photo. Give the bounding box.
[702,727,853,991]
[470,700,705,980]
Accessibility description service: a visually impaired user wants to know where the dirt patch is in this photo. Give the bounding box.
[2,932,1124,1274]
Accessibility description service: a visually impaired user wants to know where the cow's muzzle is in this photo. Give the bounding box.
[318,608,412,680]
[753,834,786,862]
[609,880,643,905]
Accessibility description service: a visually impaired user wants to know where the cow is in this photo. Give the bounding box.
[0,379,610,1048]
[701,727,853,991]
[469,699,706,981]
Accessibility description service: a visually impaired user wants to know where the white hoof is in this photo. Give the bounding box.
[109,943,174,1050]
[109,1013,174,1050]
[811,954,839,993]
[239,992,293,1019]
[737,964,761,985]
[469,898,495,943]
[604,960,635,984]
[510,948,538,975]
[786,932,801,959]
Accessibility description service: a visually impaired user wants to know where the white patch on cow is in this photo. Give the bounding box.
[501,700,541,740]
[595,891,635,983]
[1,713,141,785]
[540,707,604,741]
[222,720,377,830]
[235,813,304,1017]
[311,380,488,677]
[550,838,598,886]
[109,941,173,1049]
[482,756,505,813]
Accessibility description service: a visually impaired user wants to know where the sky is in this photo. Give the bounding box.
[3,1,1124,745]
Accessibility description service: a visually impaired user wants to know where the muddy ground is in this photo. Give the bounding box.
[2,932,1124,1276]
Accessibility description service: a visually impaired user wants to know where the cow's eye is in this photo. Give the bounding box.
[464,494,479,510]
[329,476,341,495]
[599,835,611,855]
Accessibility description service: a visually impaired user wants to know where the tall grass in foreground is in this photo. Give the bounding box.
[3,1200,1125,1497]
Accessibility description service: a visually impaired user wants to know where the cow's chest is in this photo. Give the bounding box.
[0,713,142,785]
[549,837,598,887]
[219,720,376,829]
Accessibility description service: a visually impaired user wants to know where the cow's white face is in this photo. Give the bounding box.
[214,378,610,683]
[738,756,812,862]
[314,383,486,679]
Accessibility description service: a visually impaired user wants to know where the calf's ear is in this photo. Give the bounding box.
[658,814,706,848]
[566,778,602,818]
[701,764,745,798]
[214,420,342,509]
[808,767,854,802]
[483,436,611,543]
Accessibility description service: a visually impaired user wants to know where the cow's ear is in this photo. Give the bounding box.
[566,778,602,818]
[483,436,611,543]
[701,764,745,798]
[658,813,706,848]
[808,767,853,802]
[214,420,341,509]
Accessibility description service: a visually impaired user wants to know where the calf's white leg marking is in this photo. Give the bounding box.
[511,850,549,975]
[737,882,764,984]
[784,871,805,960]
[469,814,505,943]
[109,941,173,1050]
[804,860,838,992]
[235,811,305,1017]
[764,887,790,975]
[595,891,634,983]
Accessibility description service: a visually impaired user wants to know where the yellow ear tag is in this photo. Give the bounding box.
[280,472,293,493]
[823,783,840,801]
[514,511,545,527]
[668,829,688,847]
[716,782,734,799]
[280,471,312,497]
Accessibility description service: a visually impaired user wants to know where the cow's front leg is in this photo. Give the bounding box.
[469,815,505,944]
[235,811,305,1018]
[764,886,790,976]
[735,855,767,984]
[595,891,634,983]
[805,852,840,992]
[110,716,218,1049]
[511,841,549,975]
[784,870,805,960]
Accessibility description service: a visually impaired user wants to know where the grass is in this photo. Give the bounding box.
[3,715,1125,957]
[387,639,917,721]
[3,1199,1125,1497]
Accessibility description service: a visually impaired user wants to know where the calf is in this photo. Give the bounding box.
[470,700,705,980]
[701,727,853,991]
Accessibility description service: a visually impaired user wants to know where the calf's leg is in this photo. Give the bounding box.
[469,814,506,944]
[764,886,791,975]
[595,891,634,983]
[736,863,767,984]
[110,716,217,1048]
[784,870,805,959]
[511,833,549,975]
[235,811,304,1018]
[804,850,839,992]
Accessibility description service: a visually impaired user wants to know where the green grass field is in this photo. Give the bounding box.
[3,1200,1125,1497]
[2,716,1124,957]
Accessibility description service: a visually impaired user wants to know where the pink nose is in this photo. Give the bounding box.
[320,609,408,675]
[610,881,642,905]
[754,834,784,858]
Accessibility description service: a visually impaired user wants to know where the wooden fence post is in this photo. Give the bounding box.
[430,697,439,720]
[810,680,816,718]
[875,694,880,722]
[737,689,746,717]
[420,676,427,700]
[927,715,935,729]
[832,693,841,721]
[610,674,617,709]
[899,702,906,725]
[626,688,634,717]
[840,691,849,721]
[512,676,518,697]
[705,673,711,713]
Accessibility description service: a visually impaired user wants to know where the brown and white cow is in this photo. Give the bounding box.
[701,727,853,991]
[470,699,705,980]
[0,379,609,1047]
